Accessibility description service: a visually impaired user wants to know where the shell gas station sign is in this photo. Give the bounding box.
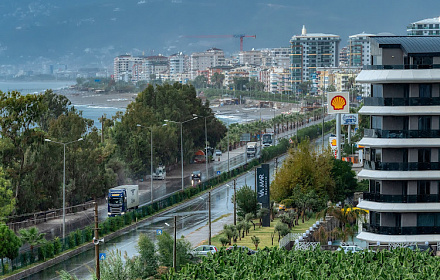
[327,92,349,114]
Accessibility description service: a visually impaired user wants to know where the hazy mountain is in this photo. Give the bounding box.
[0,0,438,70]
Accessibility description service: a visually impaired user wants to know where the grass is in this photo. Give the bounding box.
[210,217,317,250]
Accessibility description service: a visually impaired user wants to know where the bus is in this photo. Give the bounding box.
[262,133,274,147]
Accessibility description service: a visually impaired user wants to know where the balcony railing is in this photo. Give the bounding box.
[363,223,440,235]
[363,192,440,203]
[364,97,440,106]
[364,160,440,171]
[363,128,440,138]
[363,64,440,70]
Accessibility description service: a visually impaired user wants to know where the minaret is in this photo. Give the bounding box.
[301,25,307,35]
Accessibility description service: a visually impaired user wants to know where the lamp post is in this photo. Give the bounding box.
[193,114,209,181]
[164,117,198,191]
[136,124,155,203]
[45,137,83,244]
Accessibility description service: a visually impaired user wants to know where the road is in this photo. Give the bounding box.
[23,113,333,280]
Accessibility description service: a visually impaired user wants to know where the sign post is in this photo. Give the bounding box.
[327,92,349,160]
[256,164,270,227]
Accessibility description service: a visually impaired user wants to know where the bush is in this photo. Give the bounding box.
[45,242,55,258]
[53,237,62,255]
[68,232,76,249]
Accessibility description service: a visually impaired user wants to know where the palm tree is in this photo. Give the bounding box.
[19,227,46,255]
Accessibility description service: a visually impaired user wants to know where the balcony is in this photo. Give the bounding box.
[363,223,440,235]
[363,192,440,203]
[363,64,440,70]
[364,97,440,106]
[364,160,440,171]
[364,128,440,138]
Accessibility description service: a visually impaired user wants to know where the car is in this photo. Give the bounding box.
[407,245,435,256]
[225,245,256,255]
[191,245,217,256]
[337,245,365,253]
[191,171,202,186]
[215,149,222,157]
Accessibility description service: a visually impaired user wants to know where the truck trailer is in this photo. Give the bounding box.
[107,185,139,217]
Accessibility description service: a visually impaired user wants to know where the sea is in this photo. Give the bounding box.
[0,81,122,129]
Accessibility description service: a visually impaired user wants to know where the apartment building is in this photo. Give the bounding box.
[113,54,147,82]
[348,33,374,67]
[239,50,263,66]
[407,17,440,36]
[356,36,440,247]
[190,48,226,79]
[339,46,349,67]
[290,25,341,92]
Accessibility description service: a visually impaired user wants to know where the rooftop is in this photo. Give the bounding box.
[371,36,440,55]
[411,16,440,25]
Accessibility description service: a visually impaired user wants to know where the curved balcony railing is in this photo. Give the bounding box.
[364,128,440,138]
[364,160,440,171]
[363,223,440,235]
[363,64,440,70]
[364,97,440,106]
[363,192,440,203]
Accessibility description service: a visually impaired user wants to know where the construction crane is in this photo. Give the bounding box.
[183,34,256,52]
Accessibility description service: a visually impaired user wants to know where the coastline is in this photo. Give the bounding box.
[57,89,138,109]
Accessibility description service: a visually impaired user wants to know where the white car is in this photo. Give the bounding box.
[337,245,365,253]
[191,245,217,256]
[215,149,222,156]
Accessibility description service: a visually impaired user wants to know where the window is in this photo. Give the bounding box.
[419,84,432,98]
[418,116,431,130]
[371,116,382,130]
[418,149,431,163]
[417,213,434,227]
[418,181,431,195]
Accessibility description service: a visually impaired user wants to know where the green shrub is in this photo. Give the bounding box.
[68,232,76,249]
[45,242,55,258]
[53,237,62,255]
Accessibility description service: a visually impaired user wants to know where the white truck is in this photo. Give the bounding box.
[107,185,139,217]
[246,142,259,158]
[152,165,166,180]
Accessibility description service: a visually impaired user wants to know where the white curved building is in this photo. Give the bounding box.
[356,36,440,246]
[407,17,440,36]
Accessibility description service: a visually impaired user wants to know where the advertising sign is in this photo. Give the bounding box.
[327,92,349,114]
[257,164,270,227]
[341,114,359,125]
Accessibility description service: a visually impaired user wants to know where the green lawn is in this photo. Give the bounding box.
[211,217,317,250]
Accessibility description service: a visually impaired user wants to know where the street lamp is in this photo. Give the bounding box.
[136,124,155,203]
[45,137,83,244]
[164,116,198,191]
[193,114,209,181]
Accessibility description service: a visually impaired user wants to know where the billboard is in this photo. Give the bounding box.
[341,114,359,125]
[257,164,270,227]
[328,92,349,114]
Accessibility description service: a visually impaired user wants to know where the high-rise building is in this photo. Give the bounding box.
[113,54,146,82]
[356,36,440,247]
[239,50,262,66]
[407,17,440,36]
[290,25,341,93]
[348,33,375,67]
[339,46,349,67]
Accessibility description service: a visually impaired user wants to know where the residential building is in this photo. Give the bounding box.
[269,47,291,68]
[339,46,349,67]
[239,50,263,66]
[290,25,341,92]
[407,17,440,36]
[145,55,168,81]
[169,52,187,75]
[356,36,440,247]
[113,54,142,82]
[348,33,375,67]
[190,48,226,79]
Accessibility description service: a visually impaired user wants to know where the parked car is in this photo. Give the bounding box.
[407,244,435,256]
[215,149,222,156]
[191,245,217,256]
[337,245,365,253]
[225,245,256,255]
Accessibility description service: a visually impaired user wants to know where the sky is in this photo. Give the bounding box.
[0,0,439,69]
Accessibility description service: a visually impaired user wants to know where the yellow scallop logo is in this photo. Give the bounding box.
[331,95,347,110]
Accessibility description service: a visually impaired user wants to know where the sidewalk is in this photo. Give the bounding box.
[184,214,234,247]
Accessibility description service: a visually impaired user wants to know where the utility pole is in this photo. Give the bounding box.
[254,167,257,193]
[233,179,237,226]
[208,191,211,245]
[173,216,177,271]
[275,157,278,174]
[94,202,100,280]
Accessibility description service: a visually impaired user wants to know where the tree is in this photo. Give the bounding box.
[99,249,129,280]
[157,232,191,270]
[192,75,208,89]
[251,236,260,250]
[0,167,15,220]
[298,81,312,95]
[327,84,336,92]
[135,233,158,278]
[0,223,22,271]
[274,223,289,242]
[19,227,46,256]
[233,185,259,218]
[211,72,225,89]
[256,208,269,227]
[330,159,358,203]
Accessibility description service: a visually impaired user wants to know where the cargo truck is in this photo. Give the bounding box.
[246,142,259,158]
[107,185,139,217]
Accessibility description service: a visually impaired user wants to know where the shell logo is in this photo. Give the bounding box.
[331,95,347,110]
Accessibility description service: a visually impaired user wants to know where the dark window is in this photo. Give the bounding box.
[371,116,382,129]
[372,84,383,98]
[418,116,431,130]
[419,84,432,98]
[418,181,431,195]
[418,149,431,163]
[417,213,434,227]
[370,180,381,193]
